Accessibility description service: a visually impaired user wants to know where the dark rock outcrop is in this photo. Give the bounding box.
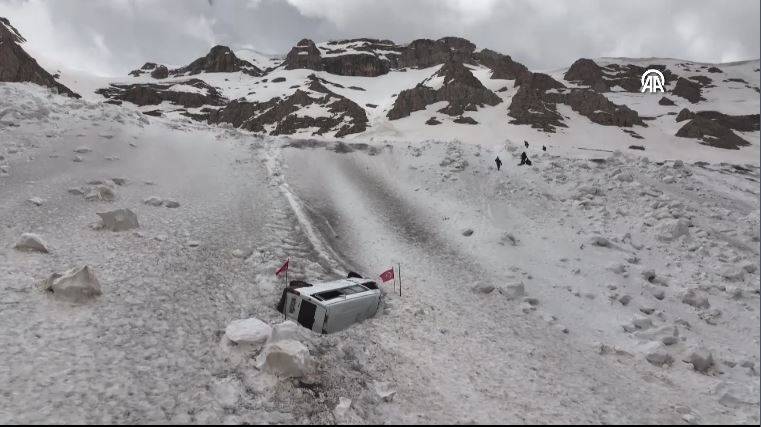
[475,49,529,80]
[659,96,676,106]
[675,108,759,132]
[284,39,323,71]
[96,79,226,108]
[556,89,644,127]
[387,60,501,120]
[707,66,722,73]
[564,58,677,93]
[510,70,645,131]
[398,37,476,69]
[387,85,438,120]
[676,108,693,122]
[175,45,262,76]
[150,65,169,79]
[322,54,390,77]
[0,17,79,98]
[564,58,610,92]
[507,72,567,132]
[425,117,442,125]
[453,116,478,124]
[676,116,750,150]
[208,75,367,138]
[672,77,704,103]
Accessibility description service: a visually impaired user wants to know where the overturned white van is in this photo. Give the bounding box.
[276,277,381,334]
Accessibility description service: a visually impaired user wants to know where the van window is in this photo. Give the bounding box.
[313,284,369,301]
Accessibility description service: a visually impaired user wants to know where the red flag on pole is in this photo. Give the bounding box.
[275,259,289,276]
[379,267,395,283]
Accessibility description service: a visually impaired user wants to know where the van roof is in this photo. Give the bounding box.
[298,277,377,297]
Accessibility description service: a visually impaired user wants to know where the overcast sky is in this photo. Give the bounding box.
[1,0,758,76]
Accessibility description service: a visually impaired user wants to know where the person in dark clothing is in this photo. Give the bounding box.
[519,151,532,166]
[495,156,502,171]
[542,145,547,152]
[524,140,529,148]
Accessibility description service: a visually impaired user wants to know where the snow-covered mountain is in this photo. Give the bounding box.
[71,35,759,163]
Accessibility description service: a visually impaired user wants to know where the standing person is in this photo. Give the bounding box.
[519,151,532,166]
[542,145,547,152]
[495,156,502,171]
[524,140,529,148]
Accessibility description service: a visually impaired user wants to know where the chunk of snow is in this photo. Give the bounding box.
[97,208,139,232]
[255,339,313,378]
[41,265,102,302]
[225,317,272,347]
[14,233,49,253]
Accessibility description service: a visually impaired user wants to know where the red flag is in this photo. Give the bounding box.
[379,267,395,283]
[275,259,289,276]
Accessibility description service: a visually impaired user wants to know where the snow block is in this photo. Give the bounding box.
[14,232,49,253]
[97,208,139,232]
[255,339,313,378]
[498,282,525,300]
[225,317,272,347]
[42,265,102,301]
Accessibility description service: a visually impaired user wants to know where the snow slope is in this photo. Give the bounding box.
[1,82,757,424]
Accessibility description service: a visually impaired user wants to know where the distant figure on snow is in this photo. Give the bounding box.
[495,156,502,171]
[542,145,547,152]
[524,140,529,148]
[519,151,532,166]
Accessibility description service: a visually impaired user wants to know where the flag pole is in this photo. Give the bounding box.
[398,263,401,297]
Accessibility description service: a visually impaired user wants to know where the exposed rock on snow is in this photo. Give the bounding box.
[472,283,496,294]
[681,289,710,309]
[84,185,115,202]
[13,232,49,253]
[224,317,272,348]
[370,381,397,403]
[96,208,139,232]
[162,199,180,208]
[208,75,368,138]
[73,146,92,154]
[676,116,751,150]
[41,265,102,302]
[27,197,44,206]
[498,282,525,300]
[684,348,714,373]
[255,339,313,378]
[175,45,262,76]
[143,196,163,206]
[387,61,502,119]
[654,218,690,242]
[646,348,674,367]
[232,248,254,259]
[461,228,474,236]
[672,77,705,103]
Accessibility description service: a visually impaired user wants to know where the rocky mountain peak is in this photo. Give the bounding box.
[0,17,26,44]
[284,38,322,70]
[0,17,79,98]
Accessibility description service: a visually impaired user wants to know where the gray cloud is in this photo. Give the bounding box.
[0,0,758,76]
